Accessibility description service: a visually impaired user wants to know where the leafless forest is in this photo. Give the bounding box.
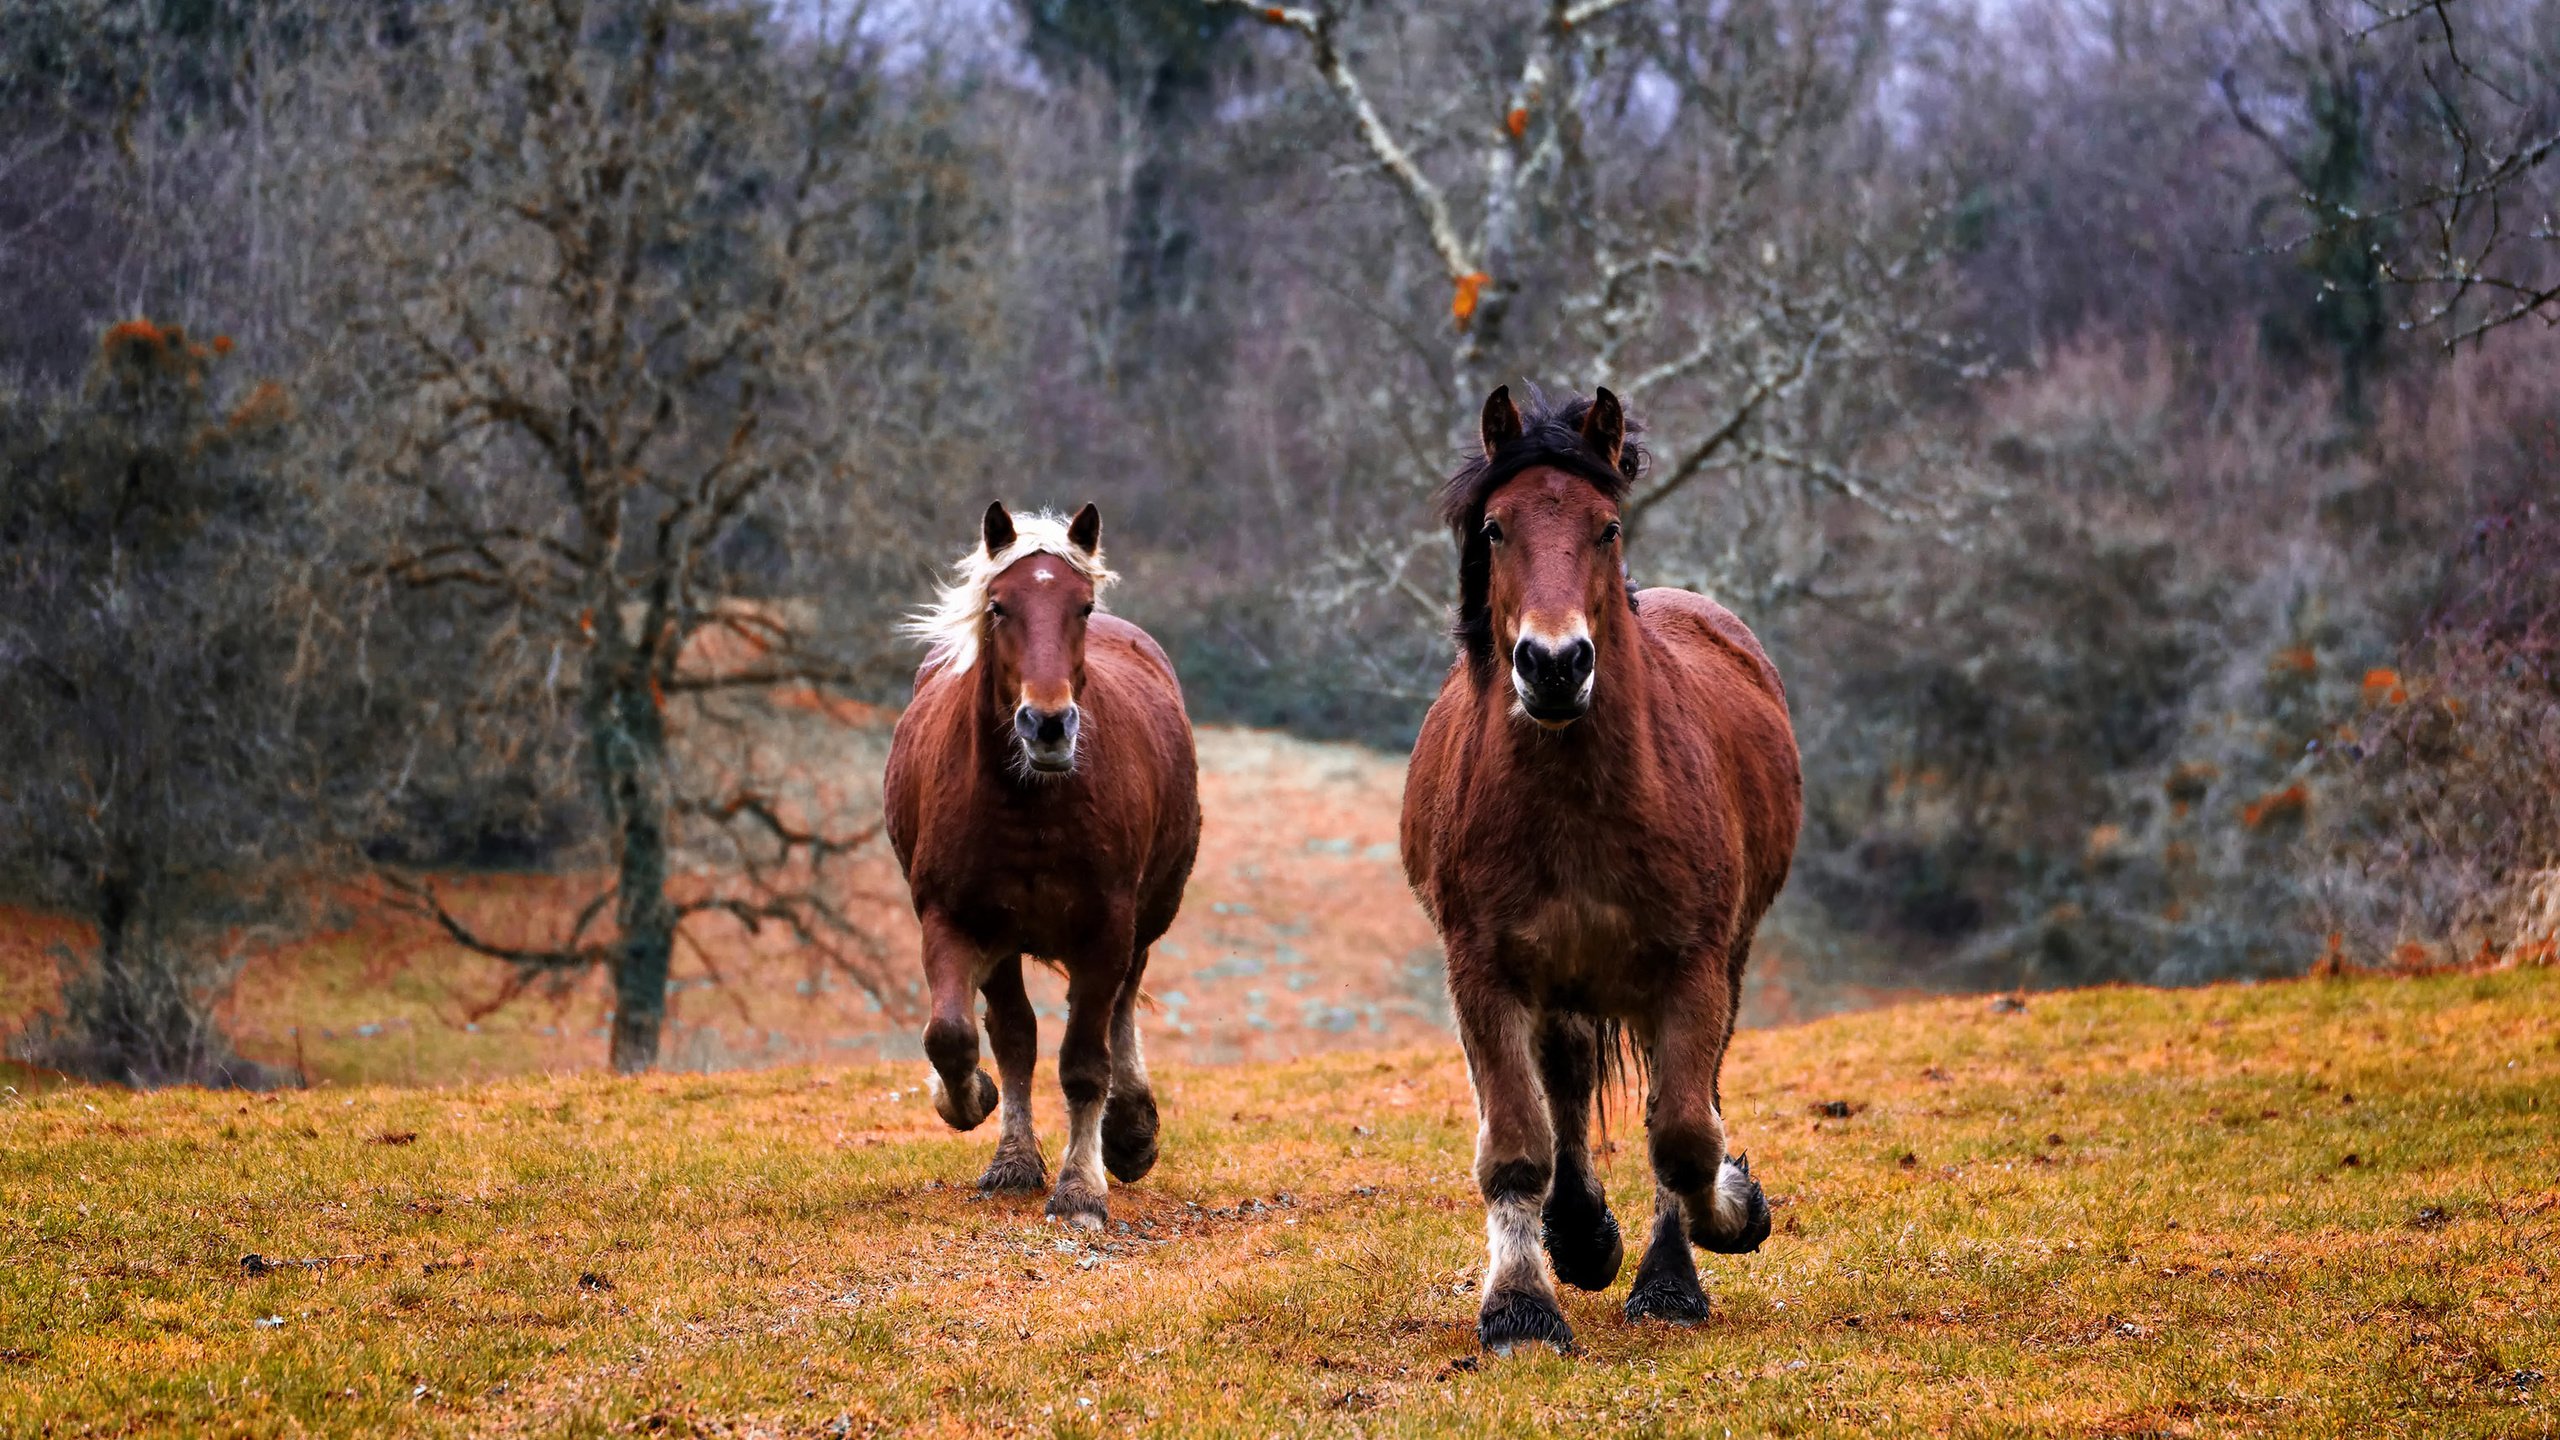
[1,0,2553,1084]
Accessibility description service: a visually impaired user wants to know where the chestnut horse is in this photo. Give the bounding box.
[1402,387,1802,1351]
[884,502,1200,1230]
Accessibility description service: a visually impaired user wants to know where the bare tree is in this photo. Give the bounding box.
[2217,0,2404,419]
[2234,0,2560,348]
[2350,0,2560,342]
[348,0,992,1073]
[1220,0,1979,688]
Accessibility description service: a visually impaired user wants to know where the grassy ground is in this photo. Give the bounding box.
[3,966,2553,1438]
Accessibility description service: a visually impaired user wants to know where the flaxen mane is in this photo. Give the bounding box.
[903,511,1119,675]
[1440,388,1647,673]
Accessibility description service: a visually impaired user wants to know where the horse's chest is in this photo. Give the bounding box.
[929,802,1126,951]
[1449,792,1710,999]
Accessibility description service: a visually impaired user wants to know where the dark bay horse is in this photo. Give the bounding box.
[884,502,1201,1229]
[1402,387,1802,1351]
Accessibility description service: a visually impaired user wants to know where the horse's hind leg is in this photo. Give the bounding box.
[1537,1013,1623,1292]
[920,912,998,1133]
[1451,964,1572,1353]
[1101,947,1159,1183]
[975,956,1046,1194]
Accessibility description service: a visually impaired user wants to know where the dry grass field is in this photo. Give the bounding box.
[4,965,2554,1438]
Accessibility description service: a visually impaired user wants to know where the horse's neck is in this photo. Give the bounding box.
[965,657,1020,787]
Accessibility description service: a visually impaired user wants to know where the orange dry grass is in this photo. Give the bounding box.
[2,967,2553,1437]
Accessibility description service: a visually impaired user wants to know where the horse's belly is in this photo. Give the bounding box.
[1496,892,1677,1014]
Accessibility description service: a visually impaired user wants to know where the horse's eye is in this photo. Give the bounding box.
[1080,603,1095,618]
[1600,521,1621,544]
[987,602,1006,620]
[1482,519,1505,544]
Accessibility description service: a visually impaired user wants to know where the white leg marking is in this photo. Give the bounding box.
[1052,1098,1108,1231]
[1485,1193,1548,1294]
[1710,1158,1753,1235]
[928,1068,966,1127]
[1110,998,1148,1096]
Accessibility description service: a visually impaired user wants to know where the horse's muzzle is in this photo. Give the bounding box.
[1512,635,1594,727]
[1012,701,1080,772]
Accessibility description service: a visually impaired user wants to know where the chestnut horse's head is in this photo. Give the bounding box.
[909,500,1115,775]
[1443,385,1643,729]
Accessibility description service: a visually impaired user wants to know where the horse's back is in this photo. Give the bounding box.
[884,651,968,874]
[1637,587,1802,918]
[1399,662,1473,920]
[1084,613,1203,932]
[1635,588,1785,706]
[1086,613,1193,775]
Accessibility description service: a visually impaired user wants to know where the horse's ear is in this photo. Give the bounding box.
[1580,387,1624,470]
[982,501,1015,555]
[1067,502,1102,556]
[1481,385,1523,458]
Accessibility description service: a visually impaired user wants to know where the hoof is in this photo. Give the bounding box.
[976,1148,1047,1195]
[1625,1274,1712,1326]
[1045,1204,1106,1233]
[1101,1091,1159,1183]
[1478,1289,1575,1355]
[931,1068,999,1132]
[1541,1189,1623,1292]
[1044,1180,1107,1232]
[1692,1154,1773,1256]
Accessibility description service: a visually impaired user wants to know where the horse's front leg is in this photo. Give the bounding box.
[1046,916,1136,1231]
[975,955,1047,1193]
[1450,951,1570,1352]
[919,911,998,1133]
[1625,965,1770,1325]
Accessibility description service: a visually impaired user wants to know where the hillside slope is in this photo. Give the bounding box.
[4,967,2554,1437]
[5,726,1865,1089]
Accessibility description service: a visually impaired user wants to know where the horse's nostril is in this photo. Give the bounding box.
[1514,637,1592,690]
[1036,712,1066,745]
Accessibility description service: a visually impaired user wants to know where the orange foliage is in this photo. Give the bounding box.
[211,335,234,356]
[2240,782,2309,829]
[225,380,291,432]
[2361,667,2406,704]
[1450,271,1490,329]
[102,318,168,354]
[2268,647,2317,676]
[1504,107,1528,139]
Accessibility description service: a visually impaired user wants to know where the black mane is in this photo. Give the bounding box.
[1439,388,1647,673]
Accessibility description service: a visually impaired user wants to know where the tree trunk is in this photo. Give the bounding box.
[593,669,677,1075]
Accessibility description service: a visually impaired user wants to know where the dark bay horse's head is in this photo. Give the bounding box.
[979,500,1105,775]
[1447,385,1642,730]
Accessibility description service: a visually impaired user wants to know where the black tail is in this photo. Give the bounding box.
[1588,1017,1650,1143]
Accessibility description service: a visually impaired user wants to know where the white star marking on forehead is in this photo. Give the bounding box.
[1034,566,1056,583]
